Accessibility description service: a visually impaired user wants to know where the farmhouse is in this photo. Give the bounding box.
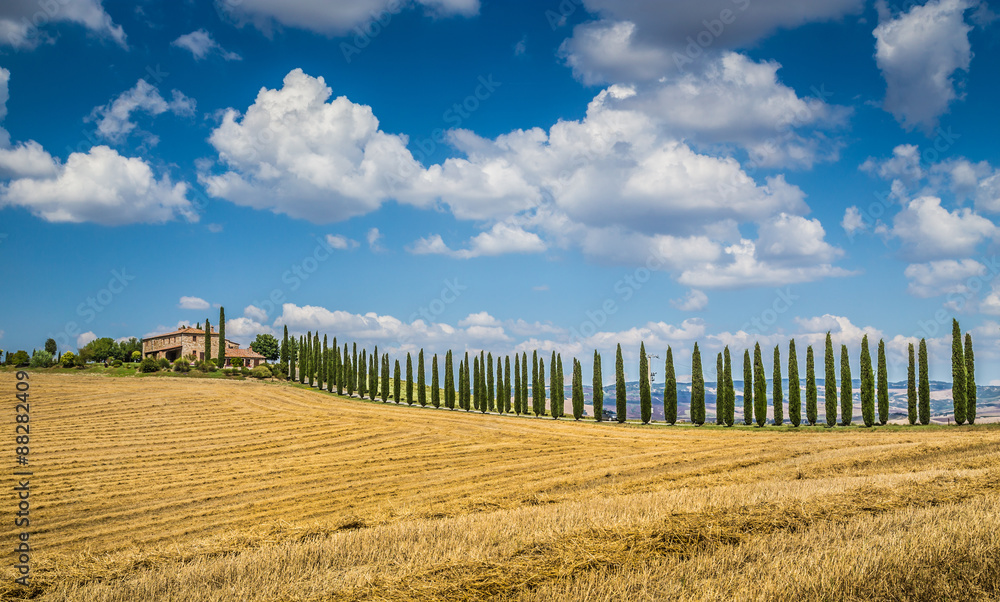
[141,326,265,368]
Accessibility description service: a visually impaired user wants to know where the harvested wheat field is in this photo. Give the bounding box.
[2,371,999,601]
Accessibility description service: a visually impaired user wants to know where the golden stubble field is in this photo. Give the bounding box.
[1,371,998,601]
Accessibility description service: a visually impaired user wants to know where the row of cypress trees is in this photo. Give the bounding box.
[272,327,977,426]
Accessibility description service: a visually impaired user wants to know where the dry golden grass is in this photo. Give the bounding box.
[1,372,998,601]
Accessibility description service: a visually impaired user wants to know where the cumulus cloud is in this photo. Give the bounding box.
[172,29,241,61]
[677,239,852,289]
[410,223,546,259]
[842,206,865,235]
[76,331,97,348]
[892,196,996,260]
[0,0,126,50]
[874,0,977,132]
[367,227,384,251]
[178,296,211,310]
[243,305,270,323]
[903,259,986,298]
[670,289,709,312]
[89,79,196,145]
[325,234,359,250]
[220,0,479,36]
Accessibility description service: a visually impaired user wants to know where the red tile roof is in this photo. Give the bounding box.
[226,348,265,359]
[144,326,218,339]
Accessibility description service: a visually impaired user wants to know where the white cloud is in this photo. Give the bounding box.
[325,234,359,250]
[677,239,852,290]
[458,311,501,327]
[225,316,274,339]
[243,304,270,323]
[842,206,865,235]
[903,259,986,298]
[367,227,384,251]
[670,289,708,312]
[172,29,242,61]
[0,0,126,50]
[178,296,211,310]
[410,222,546,259]
[874,0,976,132]
[0,145,197,225]
[892,196,996,260]
[201,69,424,223]
[559,0,865,84]
[89,79,196,145]
[755,213,843,265]
[220,0,479,36]
[76,331,97,348]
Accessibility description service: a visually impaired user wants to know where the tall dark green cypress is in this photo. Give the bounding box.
[743,349,753,426]
[550,351,558,419]
[573,359,584,420]
[664,347,677,425]
[357,349,366,397]
[907,343,917,425]
[966,333,976,425]
[217,307,226,368]
[788,340,800,427]
[320,335,327,390]
[473,356,481,411]
[840,344,852,426]
[394,359,401,404]
[532,350,540,416]
[877,339,888,425]
[206,319,214,366]
[290,338,299,384]
[692,343,705,426]
[331,346,339,393]
[352,343,358,394]
[305,333,312,386]
[772,345,783,426]
[279,324,287,379]
[557,353,565,418]
[432,353,440,408]
[514,354,522,416]
[860,335,874,428]
[376,354,385,402]
[753,343,766,427]
[615,344,626,423]
[521,351,528,416]
[487,352,495,412]
[640,342,651,424]
[723,346,734,427]
[406,353,414,405]
[418,350,426,407]
[443,351,453,409]
[503,356,510,414]
[824,332,836,427]
[300,335,307,384]
[593,350,603,421]
[344,344,351,395]
[715,352,723,425]
[464,351,471,411]
[806,345,817,426]
[952,318,967,425]
[539,358,546,417]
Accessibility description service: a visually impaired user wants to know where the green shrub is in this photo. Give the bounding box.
[240,367,251,376]
[131,351,142,362]
[231,358,245,368]
[173,359,190,373]
[139,357,159,373]
[61,352,77,368]
[222,368,236,376]
[158,358,171,370]
[251,365,272,379]
[30,350,53,368]
[10,350,29,367]
[112,359,123,368]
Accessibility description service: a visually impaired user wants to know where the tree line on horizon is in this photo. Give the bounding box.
[273,318,979,427]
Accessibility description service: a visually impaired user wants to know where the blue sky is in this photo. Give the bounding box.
[1,0,999,384]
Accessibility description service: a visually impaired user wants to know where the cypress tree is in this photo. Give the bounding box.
[824,332,836,427]
[692,343,705,426]
[320,335,327,390]
[532,350,540,416]
[753,343,766,427]
[358,349,367,398]
[907,343,916,425]
[374,354,381,402]
[539,358,546,417]
[443,351,453,409]
[788,340,800,427]
[456,357,464,410]
[432,353,440,408]
[306,332,313,386]
[300,336,307,384]
[573,358,584,420]
[860,335,874,428]
[206,319,214,367]
[473,356,481,411]
[806,345,817,426]
[877,339,888,426]
[290,338,298,384]
[514,354,522,415]
[952,318,967,425]
[772,345,783,426]
[615,344,626,423]
[352,344,358,394]
[664,347,677,425]
[344,344,352,396]
[640,342,651,424]
[406,353,414,405]
[418,351,426,407]
[593,350,604,422]
[502,356,510,414]
[315,334,321,387]
[521,352,528,416]
[369,354,377,401]
[487,352,495,412]
[723,346,734,427]
[551,352,561,419]
[464,351,471,411]
[394,359,401,404]
[715,352,724,425]
[217,307,226,368]
[966,333,976,425]
[557,353,565,418]
[743,349,753,426]
[840,344,852,426]
[331,346,339,393]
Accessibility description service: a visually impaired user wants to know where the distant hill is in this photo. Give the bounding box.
[546,380,1000,424]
